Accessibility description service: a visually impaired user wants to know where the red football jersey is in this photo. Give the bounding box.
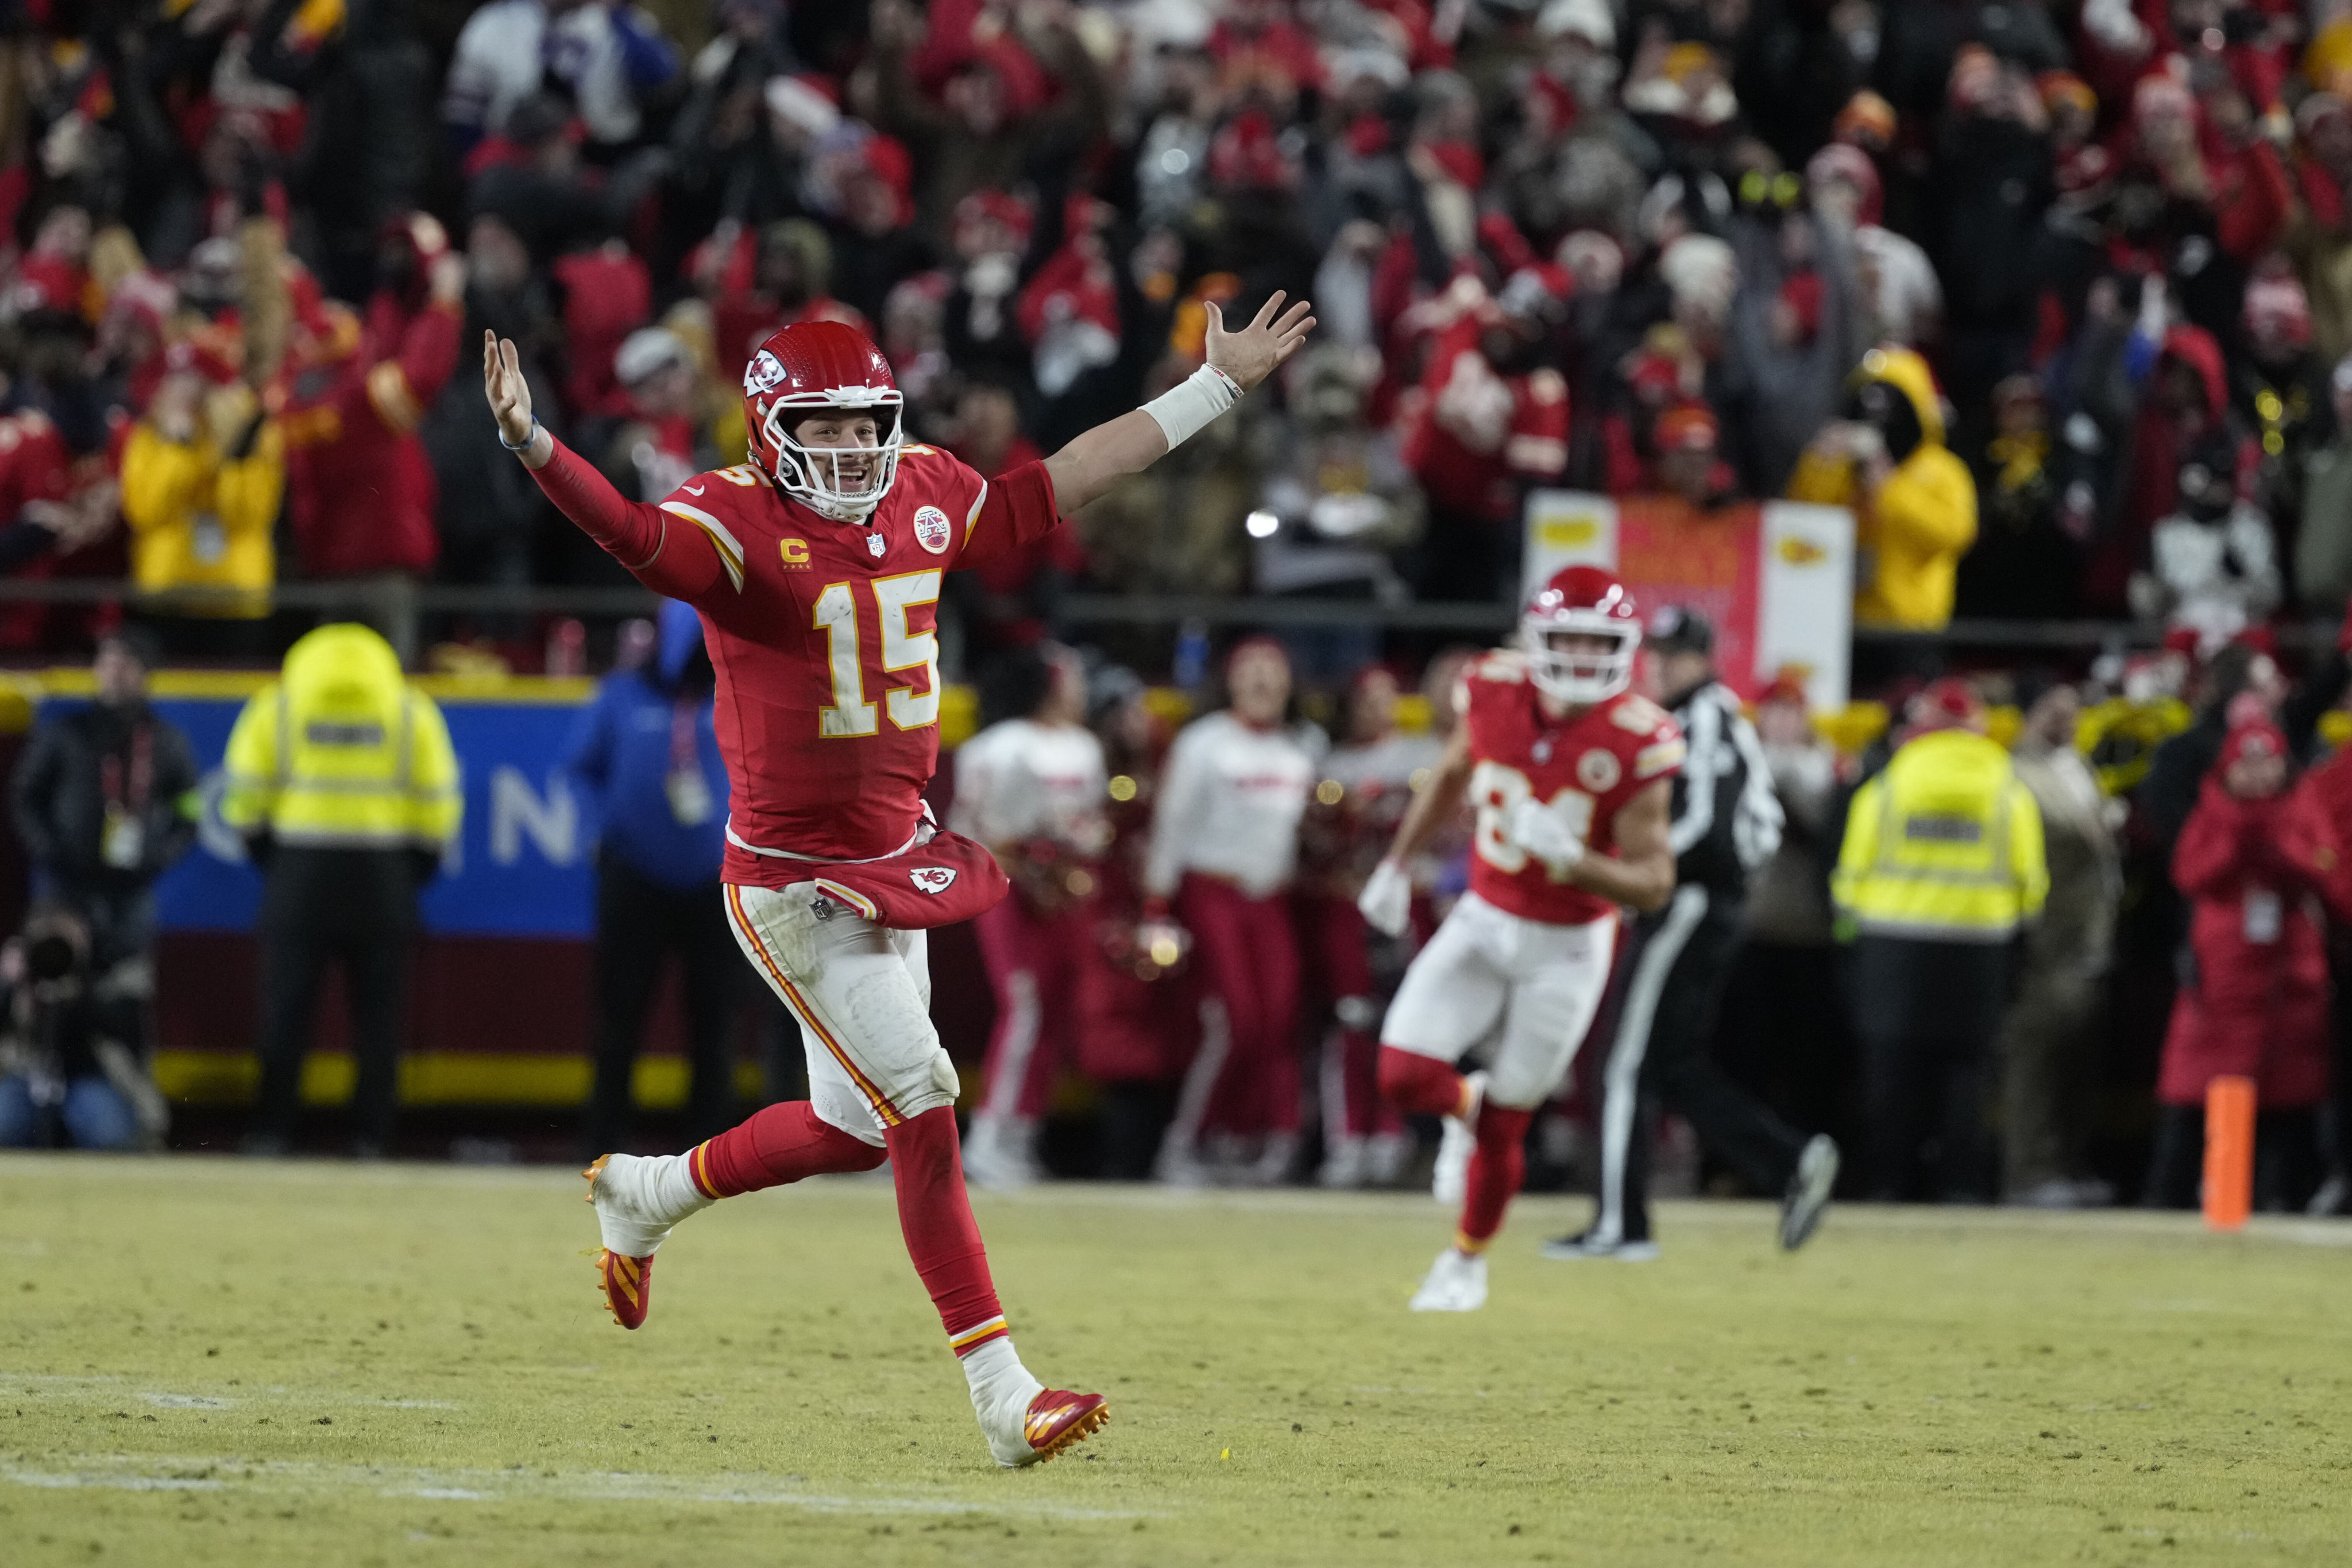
[1459,651,1685,925]
[647,444,1061,878]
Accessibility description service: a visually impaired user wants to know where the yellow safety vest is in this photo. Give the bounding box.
[1832,729,2048,942]
[221,623,462,851]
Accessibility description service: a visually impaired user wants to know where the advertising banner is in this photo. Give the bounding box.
[34,678,608,940]
[1522,492,1856,709]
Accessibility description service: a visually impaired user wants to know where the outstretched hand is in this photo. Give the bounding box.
[482,330,548,466]
[1205,291,1316,393]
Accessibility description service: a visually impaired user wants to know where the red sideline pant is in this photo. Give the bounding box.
[1169,874,1301,1148]
[972,895,1088,1123]
[1300,894,1403,1144]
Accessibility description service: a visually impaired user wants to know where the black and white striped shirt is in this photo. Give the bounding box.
[1663,680,1784,897]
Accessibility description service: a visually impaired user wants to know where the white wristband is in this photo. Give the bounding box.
[1141,364,1242,449]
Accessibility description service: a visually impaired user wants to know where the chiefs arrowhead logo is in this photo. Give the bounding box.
[909,867,957,895]
[744,349,787,395]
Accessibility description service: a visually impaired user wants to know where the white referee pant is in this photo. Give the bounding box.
[1380,893,1617,1108]
[722,882,964,1147]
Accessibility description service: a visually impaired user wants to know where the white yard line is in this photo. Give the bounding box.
[0,1454,1156,1521]
[0,1373,458,1413]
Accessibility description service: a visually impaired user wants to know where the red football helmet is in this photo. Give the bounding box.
[741,319,904,522]
[1520,565,1640,704]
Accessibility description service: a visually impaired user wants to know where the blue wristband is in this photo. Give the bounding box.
[500,419,540,453]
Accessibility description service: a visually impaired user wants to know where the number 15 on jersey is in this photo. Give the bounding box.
[814,569,942,738]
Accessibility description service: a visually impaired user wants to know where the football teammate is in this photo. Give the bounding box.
[1357,567,1683,1311]
[482,293,1312,1465]
[949,643,1109,1191]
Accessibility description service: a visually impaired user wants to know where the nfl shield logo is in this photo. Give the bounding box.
[912,505,952,554]
[910,867,957,895]
[867,532,886,558]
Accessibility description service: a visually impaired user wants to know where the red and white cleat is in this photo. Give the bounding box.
[595,1247,655,1330]
[997,1389,1110,1467]
[584,1153,686,1330]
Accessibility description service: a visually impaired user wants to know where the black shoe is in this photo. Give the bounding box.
[1779,1134,1840,1250]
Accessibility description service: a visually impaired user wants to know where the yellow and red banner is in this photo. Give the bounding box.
[1523,491,1857,709]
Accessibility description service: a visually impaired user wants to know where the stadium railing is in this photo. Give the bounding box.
[0,578,2340,661]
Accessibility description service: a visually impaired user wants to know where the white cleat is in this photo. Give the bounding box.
[1153,1137,1212,1189]
[585,1151,705,1259]
[1431,1071,1486,1206]
[1409,1246,1488,1312]
[961,1115,1039,1192]
[1318,1135,1369,1189]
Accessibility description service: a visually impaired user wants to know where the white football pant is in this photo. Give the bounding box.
[1380,893,1617,1109]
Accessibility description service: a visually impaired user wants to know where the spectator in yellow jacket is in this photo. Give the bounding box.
[1787,346,1977,629]
[118,345,283,645]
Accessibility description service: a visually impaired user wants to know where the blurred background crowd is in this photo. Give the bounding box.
[5,0,2352,1214]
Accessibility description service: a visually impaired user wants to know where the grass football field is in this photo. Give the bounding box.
[2,1156,2348,1567]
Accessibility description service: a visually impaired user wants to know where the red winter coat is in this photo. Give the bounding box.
[284,295,461,577]
[2157,775,2339,1108]
[1396,312,1570,522]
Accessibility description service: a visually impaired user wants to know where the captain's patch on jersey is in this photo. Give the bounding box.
[744,349,787,395]
[912,504,952,554]
[910,867,958,895]
[1577,748,1621,793]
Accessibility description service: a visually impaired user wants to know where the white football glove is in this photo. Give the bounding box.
[1505,796,1586,875]
[1357,859,1413,937]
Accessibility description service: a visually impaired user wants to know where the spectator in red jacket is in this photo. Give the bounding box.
[947,375,1081,658]
[2145,712,2338,1211]
[283,217,465,583]
[1396,271,1569,602]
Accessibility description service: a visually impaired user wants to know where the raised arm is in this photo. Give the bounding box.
[483,331,725,602]
[1041,292,1315,515]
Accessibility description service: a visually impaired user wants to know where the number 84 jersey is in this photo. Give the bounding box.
[653,447,1063,880]
[1461,651,1685,926]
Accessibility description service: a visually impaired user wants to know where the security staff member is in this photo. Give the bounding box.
[223,623,461,1156]
[1548,608,1840,1261]
[1833,678,2047,1201]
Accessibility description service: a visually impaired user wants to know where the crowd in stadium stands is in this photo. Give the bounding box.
[13,0,2352,640]
[7,0,2352,1210]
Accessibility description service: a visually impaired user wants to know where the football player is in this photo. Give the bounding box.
[482,294,1312,1465]
[1356,567,1684,1311]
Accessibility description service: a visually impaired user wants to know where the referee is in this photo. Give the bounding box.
[1546,607,1839,1259]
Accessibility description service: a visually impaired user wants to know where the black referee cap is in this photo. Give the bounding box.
[1647,604,1714,656]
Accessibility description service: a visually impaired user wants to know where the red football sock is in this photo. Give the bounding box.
[885,1107,1008,1354]
[1458,1103,1534,1252]
[1378,1045,1467,1119]
[690,1101,886,1199]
